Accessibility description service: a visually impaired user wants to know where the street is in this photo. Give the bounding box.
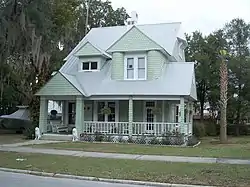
[0,171,153,187]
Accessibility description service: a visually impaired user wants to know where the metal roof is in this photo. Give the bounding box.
[56,22,196,100]
[61,62,196,99]
[61,22,185,73]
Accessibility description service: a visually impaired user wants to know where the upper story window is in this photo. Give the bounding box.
[124,54,147,80]
[82,61,98,71]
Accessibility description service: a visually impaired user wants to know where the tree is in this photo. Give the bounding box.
[0,0,128,138]
[185,31,227,121]
[224,18,250,135]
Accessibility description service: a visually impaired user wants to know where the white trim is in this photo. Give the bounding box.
[80,61,100,72]
[124,53,147,80]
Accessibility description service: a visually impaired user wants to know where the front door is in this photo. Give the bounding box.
[145,101,156,133]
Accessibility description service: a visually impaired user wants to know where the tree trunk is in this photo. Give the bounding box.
[220,59,228,143]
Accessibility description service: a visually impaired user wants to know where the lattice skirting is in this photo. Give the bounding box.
[79,133,197,146]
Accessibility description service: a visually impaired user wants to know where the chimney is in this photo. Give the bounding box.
[126,11,138,25]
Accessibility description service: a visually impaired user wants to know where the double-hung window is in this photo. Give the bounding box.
[125,55,147,80]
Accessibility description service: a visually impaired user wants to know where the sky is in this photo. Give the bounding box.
[110,0,250,35]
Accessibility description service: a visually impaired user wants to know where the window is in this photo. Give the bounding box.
[125,55,146,80]
[97,101,116,122]
[82,61,98,71]
[126,58,134,79]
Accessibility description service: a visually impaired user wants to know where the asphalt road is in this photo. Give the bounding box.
[0,171,152,187]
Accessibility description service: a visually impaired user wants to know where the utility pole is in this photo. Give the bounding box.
[85,0,89,36]
[219,49,228,143]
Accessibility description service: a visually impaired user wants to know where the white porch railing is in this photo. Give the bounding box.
[84,122,129,135]
[83,121,192,136]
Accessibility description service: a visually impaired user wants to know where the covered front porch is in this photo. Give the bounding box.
[39,95,194,138]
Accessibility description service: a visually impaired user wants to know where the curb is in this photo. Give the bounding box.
[0,167,214,187]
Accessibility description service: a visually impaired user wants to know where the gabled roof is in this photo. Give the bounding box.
[36,72,83,96]
[74,41,111,58]
[107,25,162,52]
[61,22,185,73]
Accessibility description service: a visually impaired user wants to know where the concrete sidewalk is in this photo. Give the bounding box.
[1,145,250,165]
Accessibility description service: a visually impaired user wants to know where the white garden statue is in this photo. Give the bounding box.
[72,128,78,142]
[35,127,41,140]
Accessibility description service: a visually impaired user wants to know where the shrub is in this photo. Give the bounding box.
[193,122,206,138]
[24,122,36,139]
[94,131,104,142]
[149,136,160,145]
[204,121,217,136]
[103,134,113,142]
[127,136,133,143]
[186,135,199,146]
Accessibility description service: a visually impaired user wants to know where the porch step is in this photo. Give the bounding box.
[41,134,72,141]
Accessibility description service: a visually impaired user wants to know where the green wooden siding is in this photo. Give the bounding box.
[147,50,168,80]
[111,52,124,80]
[84,100,93,121]
[111,50,168,80]
[108,27,162,52]
[36,73,81,96]
[133,100,144,122]
[75,42,102,56]
[119,100,128,122]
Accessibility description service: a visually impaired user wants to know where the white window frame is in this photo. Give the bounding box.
[81,61,99,72]
[124,54,147,80]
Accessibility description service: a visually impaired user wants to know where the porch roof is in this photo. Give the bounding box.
[60,62,197,100]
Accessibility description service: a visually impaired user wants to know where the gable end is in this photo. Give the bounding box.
[36,73,82,96]
[107,26,162,52]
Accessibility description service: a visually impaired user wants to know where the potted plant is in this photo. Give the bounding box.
[151,107,161,115]
[100,106,111,115]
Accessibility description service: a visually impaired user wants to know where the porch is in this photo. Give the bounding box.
[39,96,194,138]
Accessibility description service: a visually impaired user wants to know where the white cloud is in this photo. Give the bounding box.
[110,0,250,35]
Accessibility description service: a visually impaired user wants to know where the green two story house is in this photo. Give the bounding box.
[36,21,197,140]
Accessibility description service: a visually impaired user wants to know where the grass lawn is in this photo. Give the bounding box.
[0,131,26,144]
[29,136,250,159]
[0,151,250,187]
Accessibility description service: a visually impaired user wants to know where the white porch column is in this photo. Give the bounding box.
[128,97,133,136]
[75,96,84,136]
[186,102,190,123]
[39,97,48,134]
[190,102,194,134]
[179,97,185,134]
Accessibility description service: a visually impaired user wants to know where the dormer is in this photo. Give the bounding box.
[74,41,111,72]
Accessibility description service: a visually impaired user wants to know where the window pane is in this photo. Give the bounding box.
[91,62,97,70]
[127,69,134,79]
[138,57,145,68]
[127,58,134,69]
[82,62,89,70]
[138,69,145,79]
[146,101,155,107]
